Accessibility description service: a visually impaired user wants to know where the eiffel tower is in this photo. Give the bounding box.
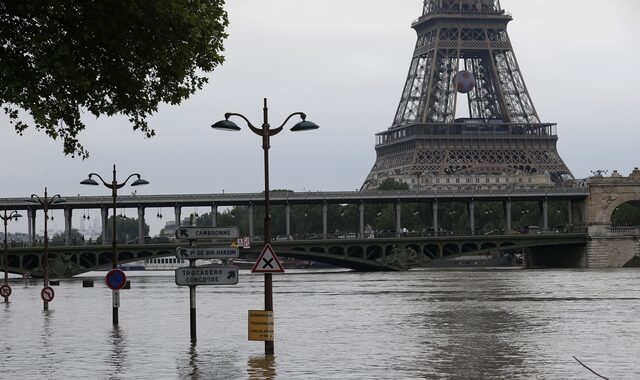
[362,0,573,190]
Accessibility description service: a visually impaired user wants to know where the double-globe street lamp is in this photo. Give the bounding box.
[81,164,149,326]
[2,210,22,303]
[212,98,319,355]
[28,188,65,310]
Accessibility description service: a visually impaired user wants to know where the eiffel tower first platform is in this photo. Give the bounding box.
[362,0,573,191]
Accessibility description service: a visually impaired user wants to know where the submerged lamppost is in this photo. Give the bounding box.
[28,188,65,310]
[2,210,22,303]
[81,164,149,325]
[212,98,319,355]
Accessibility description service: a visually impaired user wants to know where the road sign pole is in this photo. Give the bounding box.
[189,256,197,342]
[112,291,118,325]
[265,273,273,354]
[188,215,197,342]
[190,283,197,341]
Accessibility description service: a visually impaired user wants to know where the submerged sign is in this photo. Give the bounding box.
[248,310,274,341]
[175,266,239,286]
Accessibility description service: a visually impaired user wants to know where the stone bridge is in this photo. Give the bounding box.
[583,169,640,267]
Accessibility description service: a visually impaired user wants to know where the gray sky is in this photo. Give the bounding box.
[1,0,639,235]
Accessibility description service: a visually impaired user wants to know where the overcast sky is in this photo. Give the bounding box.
[2,0,639,235]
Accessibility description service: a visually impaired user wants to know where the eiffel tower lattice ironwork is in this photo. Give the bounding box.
[362,0,573,190]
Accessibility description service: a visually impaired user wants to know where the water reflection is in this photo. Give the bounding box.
[176,342,245,380]
[106,326,127,378]
[247,355,277,380]
[415,273,532,379]
[0,270,638,378]
[423,306,530,379]
[40,309,55,377]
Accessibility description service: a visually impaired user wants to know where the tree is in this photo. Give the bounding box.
[612,201,640,227]
[50,228,84,245]
[105,215,150,242]
[0,1,229,158]
[377,178,410,191]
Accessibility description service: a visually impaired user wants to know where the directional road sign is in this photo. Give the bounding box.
[175,265,239,286]
[176,246,239,260]
[176,226,240,240]
[105,269,127,290]
[251,244,285,273]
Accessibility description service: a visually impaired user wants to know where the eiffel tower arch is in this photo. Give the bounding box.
[362,0,573,190]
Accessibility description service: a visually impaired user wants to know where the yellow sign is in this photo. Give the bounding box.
[248,310,274,341]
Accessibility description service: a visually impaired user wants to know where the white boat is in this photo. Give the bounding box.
[119,258,219,271]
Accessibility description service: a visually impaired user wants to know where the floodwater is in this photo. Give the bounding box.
[1,268,639,379]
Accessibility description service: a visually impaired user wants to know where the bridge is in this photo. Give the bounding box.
[3,231,588,277]
[1,187,589,245]
[1,168,639,275]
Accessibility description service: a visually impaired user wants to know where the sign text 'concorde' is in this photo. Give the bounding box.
[175,226,239,240]
[175,266,239,286]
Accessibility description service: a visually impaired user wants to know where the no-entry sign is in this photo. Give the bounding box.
[105,269,127,290]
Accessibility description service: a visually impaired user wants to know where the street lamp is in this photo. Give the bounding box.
[80,164,149,325]
[28,188,65,310]
[2,210,21,303]
[212,98,318,355]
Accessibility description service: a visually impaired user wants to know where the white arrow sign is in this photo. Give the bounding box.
[176,247,239,260]
[175,226,239,240]
[175,266,239,286]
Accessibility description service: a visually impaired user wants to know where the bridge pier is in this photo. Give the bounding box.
[432,201,438,237]
[585,227,639,267]
[504,200,512,234]
[322,203,328,239]
[248,204,254,239]
[539,200,548,230]
[468,201,475,236]
[285,204,291,239]
[27,208,35,245]
[395,202,401,238]
[64,207,72,245]
[359,202,365,239]
[137,206,145,243]
[101,207,108,243]
[211,205,217,227]
[174,206,181,229]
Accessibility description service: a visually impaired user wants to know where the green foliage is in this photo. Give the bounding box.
[611,202,640,227]
[377,178,410,191]
[192,198,578,237]
[50,228,84,245]
[0,0,229,158]
[105,215,150,242]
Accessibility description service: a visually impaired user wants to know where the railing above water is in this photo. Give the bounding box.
[608,227,640,236]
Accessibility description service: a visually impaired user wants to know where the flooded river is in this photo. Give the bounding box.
[1,268,639,379]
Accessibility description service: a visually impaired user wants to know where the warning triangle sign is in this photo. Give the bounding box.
[251,244,285,273]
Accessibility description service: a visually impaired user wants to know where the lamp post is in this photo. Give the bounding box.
[81,164,149,325]
[28,188,65,310]
[2,210,22,303]
[212,98,319,355]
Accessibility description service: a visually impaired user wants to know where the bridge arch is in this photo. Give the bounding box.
[610,200,640,227]
[586,171,640,226]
